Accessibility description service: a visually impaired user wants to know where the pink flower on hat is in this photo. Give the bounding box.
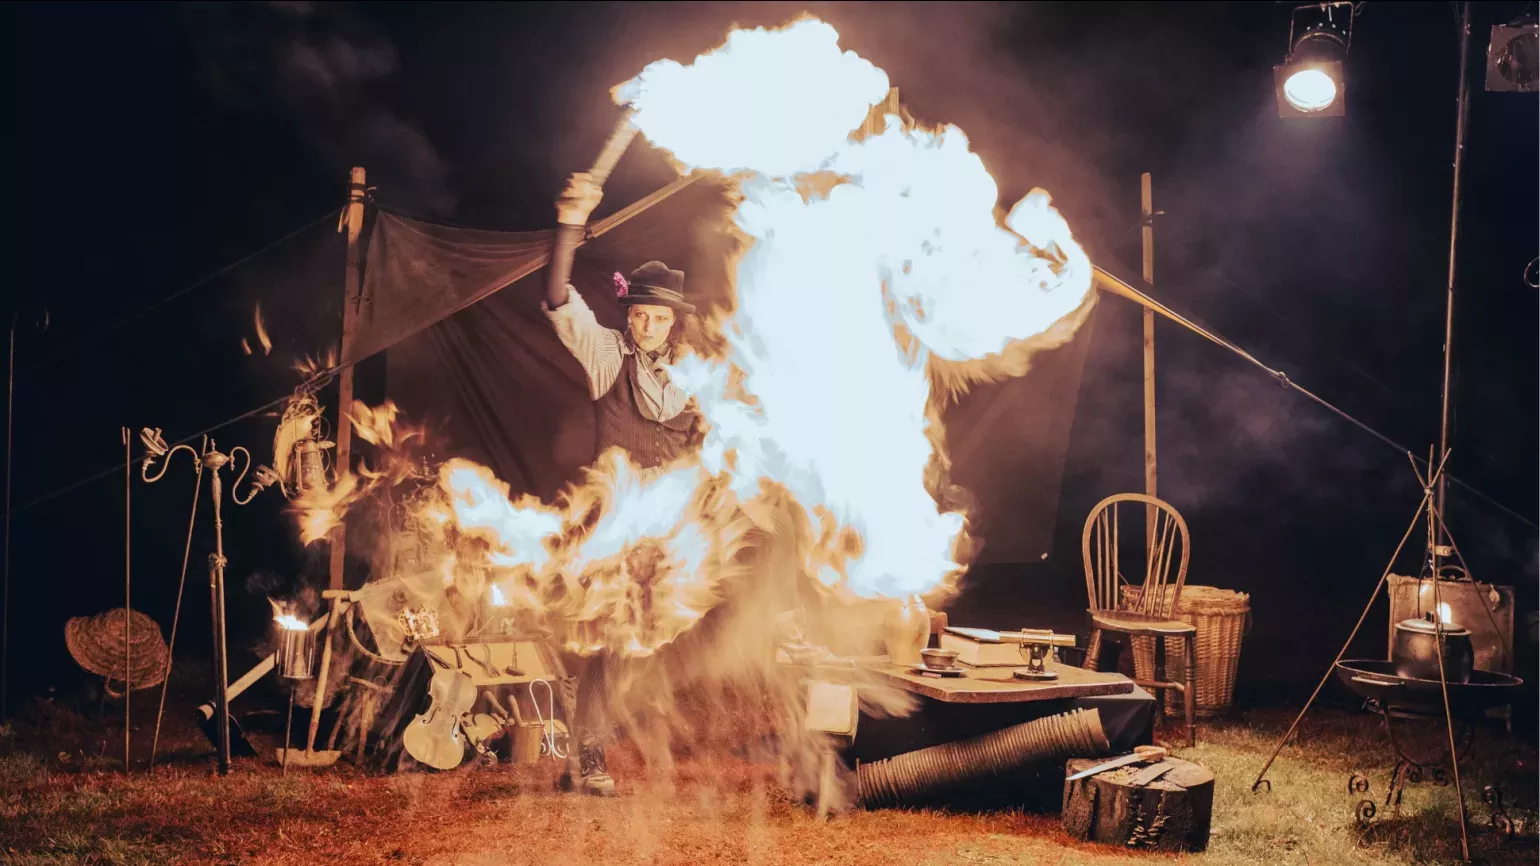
[613,272,629,297]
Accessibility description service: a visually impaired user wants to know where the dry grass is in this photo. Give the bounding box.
[0,694,1533,866]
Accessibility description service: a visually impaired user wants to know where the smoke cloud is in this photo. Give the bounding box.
[182,1,455,214]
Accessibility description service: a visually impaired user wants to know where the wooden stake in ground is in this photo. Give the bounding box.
[1141,173,1158,546]
[148,436,205,771]
[329,166,367,593]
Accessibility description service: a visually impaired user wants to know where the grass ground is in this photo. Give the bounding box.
[0,684,1534,866]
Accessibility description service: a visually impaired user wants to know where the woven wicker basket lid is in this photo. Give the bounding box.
[64,608,168,691]
[1123,584,1251,612]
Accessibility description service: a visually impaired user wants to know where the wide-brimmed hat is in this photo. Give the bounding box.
[616,261,695,314]
[64,608,169,694]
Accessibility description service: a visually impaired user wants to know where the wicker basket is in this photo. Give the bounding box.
[1120,585,1250,717]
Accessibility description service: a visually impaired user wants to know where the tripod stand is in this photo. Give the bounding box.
[1248,451,1522,862]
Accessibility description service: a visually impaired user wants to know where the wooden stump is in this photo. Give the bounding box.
[1062,757,1215,852]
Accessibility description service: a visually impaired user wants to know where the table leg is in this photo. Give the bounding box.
[1183,635,1197,748]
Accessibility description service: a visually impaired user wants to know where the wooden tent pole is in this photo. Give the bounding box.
[301,167,367,757]
[329,167,367,592]
[1140,173,1158,543]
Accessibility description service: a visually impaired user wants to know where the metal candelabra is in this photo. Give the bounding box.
[141,428,279,774]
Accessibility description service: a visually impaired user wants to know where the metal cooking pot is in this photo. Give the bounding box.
[1392,616,1473,684]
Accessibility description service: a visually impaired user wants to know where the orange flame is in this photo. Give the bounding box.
[288,18,1092,660]
[254,303,273,355]
[269,599,308,631]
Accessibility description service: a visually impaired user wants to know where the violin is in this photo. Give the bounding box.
[402,657,477,770]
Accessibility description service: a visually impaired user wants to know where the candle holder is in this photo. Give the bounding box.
[141,429,279,775]
[275,623,318,681]
[273,620,317,776]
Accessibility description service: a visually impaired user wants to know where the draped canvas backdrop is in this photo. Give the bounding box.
[359,178,1092,564]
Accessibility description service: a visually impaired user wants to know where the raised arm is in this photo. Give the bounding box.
[546,172,604,309]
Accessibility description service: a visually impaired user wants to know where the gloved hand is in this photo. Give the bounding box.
[555,171,604,226]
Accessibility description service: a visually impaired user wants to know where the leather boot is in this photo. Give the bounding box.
[577,729,616,796]
[557,730,616,796]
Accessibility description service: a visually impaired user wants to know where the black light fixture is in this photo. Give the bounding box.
[1275,2,1356,117]
[1486,19,1538,93]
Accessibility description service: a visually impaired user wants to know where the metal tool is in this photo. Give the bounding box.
[464,643,500,679]
[1128,760,1177,787]
[1066,745,1168,781]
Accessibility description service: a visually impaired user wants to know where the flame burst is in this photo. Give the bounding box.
[632,17,1092,601]
[269,598,308,631]
[287,17,1096,806]
[297,18,1091,663]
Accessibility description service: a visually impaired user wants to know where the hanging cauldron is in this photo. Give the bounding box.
[275,623,318,680]
[1392,614,1473,684]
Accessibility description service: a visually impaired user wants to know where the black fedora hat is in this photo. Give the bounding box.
[616,261,695,314]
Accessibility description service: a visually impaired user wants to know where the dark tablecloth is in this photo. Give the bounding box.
[850,684,1157,763]
[844,684,1158,811]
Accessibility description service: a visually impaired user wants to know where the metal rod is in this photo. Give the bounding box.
[206,447,232,775]
[283,686,295,777]
[1,316,14,721]
[1140,173,1158,550]
[1436,1,1473,546]
[1429,553,1471,860]
[1427,497,1515,664]
[1427,445,1442,595]
[1250,452,1450,793]
[1091,267,1535,531]
[1418,14,1480,849]
[122,428,131,772]
[149,438,205,770]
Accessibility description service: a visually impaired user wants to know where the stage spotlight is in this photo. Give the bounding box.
[1486,21,1538,93]
[1275,2,1354,118]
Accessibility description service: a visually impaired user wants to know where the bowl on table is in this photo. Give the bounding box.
[919,648,960,671]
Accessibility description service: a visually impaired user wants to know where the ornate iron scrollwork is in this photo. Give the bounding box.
[1483,786,1515,841]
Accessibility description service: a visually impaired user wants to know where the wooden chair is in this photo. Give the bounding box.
[1081,493,1196,747]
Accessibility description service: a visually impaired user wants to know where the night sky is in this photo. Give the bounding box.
[3,2,1536,711]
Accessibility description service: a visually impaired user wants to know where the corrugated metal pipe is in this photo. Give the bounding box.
[857,708,1110,808]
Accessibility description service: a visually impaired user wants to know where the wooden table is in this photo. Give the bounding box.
[866,660,1134,704]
